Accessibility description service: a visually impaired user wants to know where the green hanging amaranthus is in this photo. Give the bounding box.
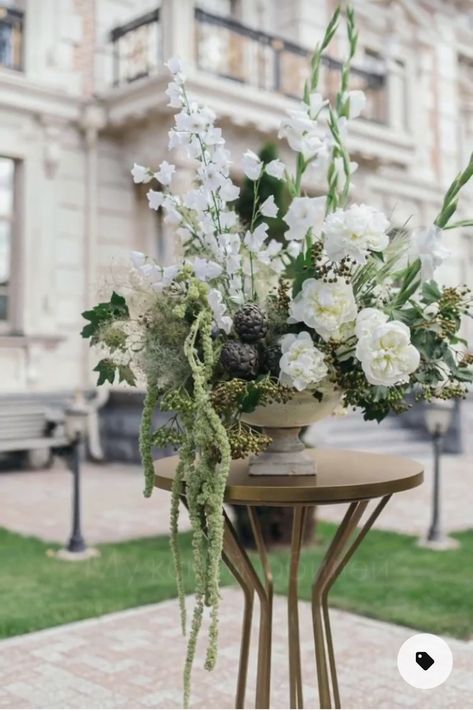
[138,281,232,707]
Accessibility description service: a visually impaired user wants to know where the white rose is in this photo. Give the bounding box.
[278,332,328,391]
[289,278,357,342]
[323,204,390,264]
[355,308,388,340]
[411,226,451,282]
[284,196,326,241]
[355,320,420,386]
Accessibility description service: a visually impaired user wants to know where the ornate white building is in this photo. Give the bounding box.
[0,0,472,402]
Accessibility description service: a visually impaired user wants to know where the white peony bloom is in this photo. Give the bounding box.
[147,189,163,211]
[323,204,390,264]
[265,159,285,179]
[131,163,151,184]
[356,320,420,386]
[278,331,328,391]
[289,278,357,341]
[284,196,326,241]
[208,288,233,334]
[242,149,263,180]
[154,161,175,186]
[260,195,278,218]
[412,226,450,281]
[355,308,388,340]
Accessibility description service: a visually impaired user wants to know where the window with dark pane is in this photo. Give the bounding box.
[0,157,15,321]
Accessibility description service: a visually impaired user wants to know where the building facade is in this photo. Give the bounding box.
[0,0,472,403]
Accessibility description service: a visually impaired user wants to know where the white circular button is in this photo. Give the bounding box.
[397,633,453,689]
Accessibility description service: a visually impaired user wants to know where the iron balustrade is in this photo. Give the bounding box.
[0,6,24,71]
[194,8,387,124]
[110,8,161,86]
[107,6,387,124]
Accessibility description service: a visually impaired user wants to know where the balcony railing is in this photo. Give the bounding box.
[108,7,387,124]
[195,9,387,123]
[0,6,24,71]
[110,8,161,86]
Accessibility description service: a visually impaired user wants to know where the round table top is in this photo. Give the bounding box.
[154,449,424,506]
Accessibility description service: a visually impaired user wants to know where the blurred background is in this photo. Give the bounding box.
[0,0,472,465]
[0,4,472,707]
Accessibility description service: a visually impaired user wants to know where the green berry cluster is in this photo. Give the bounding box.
[161,389,196,414]
[152,424,183,448]
[228,424,271,459]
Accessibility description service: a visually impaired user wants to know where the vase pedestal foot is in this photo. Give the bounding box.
[249,427,317,477]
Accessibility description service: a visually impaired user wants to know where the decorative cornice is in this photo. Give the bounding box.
[0,69,82,122]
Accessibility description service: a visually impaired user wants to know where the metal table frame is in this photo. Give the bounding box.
[155,449,424,709]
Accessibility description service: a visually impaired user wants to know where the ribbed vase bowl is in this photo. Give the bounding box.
[241,390,341,476]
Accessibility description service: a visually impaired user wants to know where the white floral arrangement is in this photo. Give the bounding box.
[82,6,472,704]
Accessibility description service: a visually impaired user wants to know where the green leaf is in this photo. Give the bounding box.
[118,364,137,387]
[422,280,441,303]
[81,292,129,342]
[239,383,264,413]
[93,358,117,386]
[285,250,313,297]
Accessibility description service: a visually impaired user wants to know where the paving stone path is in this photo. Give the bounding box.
[0,589,471,709]
[0,453,471,545]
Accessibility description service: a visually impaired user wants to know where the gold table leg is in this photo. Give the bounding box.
[220,496,391,709]
[288,506,308,709]
[248,507,273,709]
[312,496,391,709]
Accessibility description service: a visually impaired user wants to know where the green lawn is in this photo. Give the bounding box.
[0,523,471,640]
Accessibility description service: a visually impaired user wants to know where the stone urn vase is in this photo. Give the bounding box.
[241,389,341,476]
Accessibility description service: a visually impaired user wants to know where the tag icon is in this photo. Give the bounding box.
[416,651,435,671]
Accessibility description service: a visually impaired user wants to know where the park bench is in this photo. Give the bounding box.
[0,398,69,465]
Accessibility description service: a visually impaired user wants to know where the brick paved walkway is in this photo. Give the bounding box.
[0,461,190,545]
[0,454,471,544]
[0,588,471,709]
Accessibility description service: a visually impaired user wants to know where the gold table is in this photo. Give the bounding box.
[155,449,423,710]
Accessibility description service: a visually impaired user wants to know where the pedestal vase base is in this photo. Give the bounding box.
[249,427,317,477]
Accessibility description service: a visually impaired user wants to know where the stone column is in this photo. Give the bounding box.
[160,0,195,68]
[386,57,406,132]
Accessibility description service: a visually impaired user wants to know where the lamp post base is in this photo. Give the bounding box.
[49,547,101,561]
[417,536,459,551]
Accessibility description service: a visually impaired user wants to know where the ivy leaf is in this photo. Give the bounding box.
[81,292,129,343]
[118,364,137,387]
[93,358,117,386]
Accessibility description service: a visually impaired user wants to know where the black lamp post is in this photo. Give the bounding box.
[420,399,459,550]
[55,392,99,560]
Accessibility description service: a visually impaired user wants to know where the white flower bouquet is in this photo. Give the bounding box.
[81,5,472,703]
